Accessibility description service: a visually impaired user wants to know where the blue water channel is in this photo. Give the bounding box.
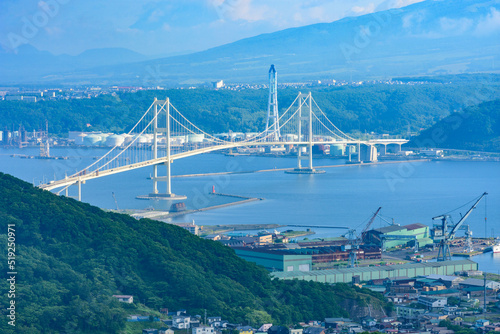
[1,146,499,272]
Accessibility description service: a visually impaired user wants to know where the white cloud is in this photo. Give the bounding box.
[401,11,426,29]
[439,17,473,34]
[475,7,500,35]
[351,4,376,15]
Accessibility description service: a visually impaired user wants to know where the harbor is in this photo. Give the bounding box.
[1,147,499,274]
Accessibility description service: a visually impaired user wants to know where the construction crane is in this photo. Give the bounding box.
[346,207,382,268]
[458,224,474,253]
[360,207,382,241]
[378,214,400,227]
[432,192,488,261]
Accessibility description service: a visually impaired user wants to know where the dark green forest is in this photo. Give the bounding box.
[1,75,499,137]
[0,173,387,333]
[408,99,500,152]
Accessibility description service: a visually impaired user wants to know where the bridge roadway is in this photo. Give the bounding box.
[40,139,407,191]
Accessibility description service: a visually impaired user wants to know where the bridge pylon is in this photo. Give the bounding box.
[265,65,280,142]
[143,97,186,201]
[285,92,324,174]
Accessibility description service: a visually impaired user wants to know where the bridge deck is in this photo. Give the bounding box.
[40,139,408,191]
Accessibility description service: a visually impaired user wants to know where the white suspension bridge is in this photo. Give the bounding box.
[39,92,407,200]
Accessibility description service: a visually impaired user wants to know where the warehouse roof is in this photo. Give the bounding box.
[405,223,428,231]
[272,259,477,279]
[426,274,463,282]
[374,225,406,234]
[421,289,460,295]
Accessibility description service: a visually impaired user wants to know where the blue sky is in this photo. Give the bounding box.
[0,0,425,56]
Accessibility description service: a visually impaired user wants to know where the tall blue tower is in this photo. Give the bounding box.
[265,64,280,141]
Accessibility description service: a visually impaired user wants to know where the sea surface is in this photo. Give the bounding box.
[1,146,499,273]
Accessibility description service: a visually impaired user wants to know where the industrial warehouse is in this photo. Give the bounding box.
[270,259,478,283]
[228,222,434,273]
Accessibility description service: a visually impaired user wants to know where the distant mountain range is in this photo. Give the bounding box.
[1,0,499,86]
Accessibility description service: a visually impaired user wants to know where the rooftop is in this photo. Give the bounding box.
[426,274,462,282]
[374,225,406,234]
[405,223,428,231]
[272,259,477,279]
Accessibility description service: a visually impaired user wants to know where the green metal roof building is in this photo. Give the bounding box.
[364,223,433,249]
[271,259,478,283]
[233,247,312,272]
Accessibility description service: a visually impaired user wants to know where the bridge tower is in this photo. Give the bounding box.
[265,65,280,141]
[149,97,186,200]
[285,92,324,174]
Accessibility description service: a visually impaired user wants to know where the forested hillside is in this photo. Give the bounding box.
[0,173,388,333]
[1,75,499,137]
[407,99,500,152]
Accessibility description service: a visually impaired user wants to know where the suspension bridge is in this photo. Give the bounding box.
[39,92,407,200]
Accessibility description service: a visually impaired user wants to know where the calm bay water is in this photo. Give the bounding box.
[1,146,499,272]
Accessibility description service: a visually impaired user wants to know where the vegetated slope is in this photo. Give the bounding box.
[1,75,499,136]
[0,173,388,334]
[407,99,500,152]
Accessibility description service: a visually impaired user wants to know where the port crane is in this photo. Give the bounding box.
[346,207,382,267]
[377,214,400,227]
[432,192,488,261]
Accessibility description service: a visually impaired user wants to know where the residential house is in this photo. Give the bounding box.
[442,305,458,316]
[345,323,363,334]
[192,326,215,334]
[172,315,191,329]
[418,296,447,309]
[303,327,325,334]
[460,279,500,290]
[259,324,273,333]
[427,327,454,334]
[290,329,303,334]
[475,319,490,328]
[237,325,255,334]
[361,317,377,328]
[324,318,352,329]
[159,329,174,334]
[396,305,425,319]
[143,330,159,334]
[207,317,221,326]
[268,325,290,334]
[112,295,133,303]
[484,323,500,332]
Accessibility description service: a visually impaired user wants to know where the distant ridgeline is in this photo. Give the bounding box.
[0,173,388,333]
[0,74,499,138]
[407,99,500,152]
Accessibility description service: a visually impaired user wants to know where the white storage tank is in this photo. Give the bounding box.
[171,136,186,145]
[122,134,134,145]
[83,134,102,146]
[330,144,345,156]
[99,133,110,145]
[188,134,204,143]
[106,134,125,147]
[135,135,149,145]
